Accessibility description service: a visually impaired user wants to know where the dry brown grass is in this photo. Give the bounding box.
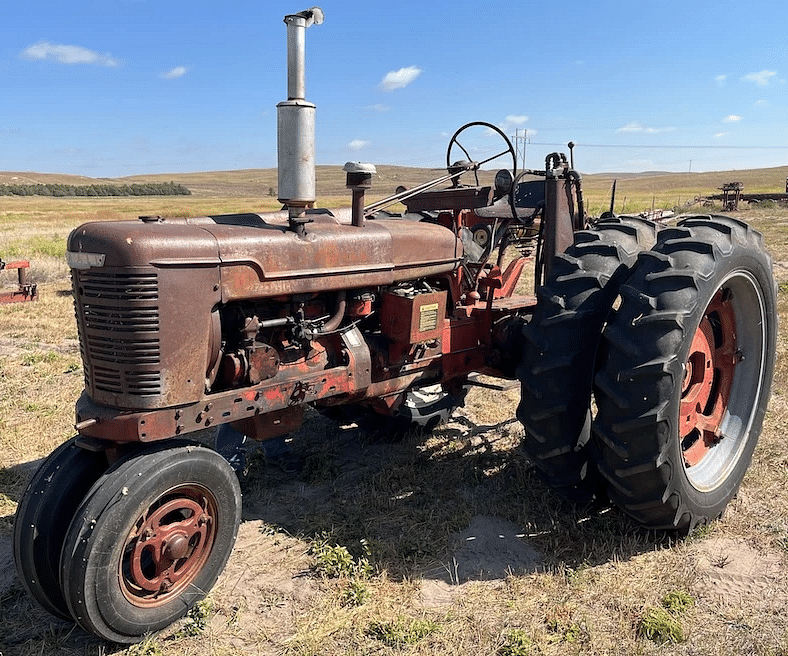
[1,170,788,656]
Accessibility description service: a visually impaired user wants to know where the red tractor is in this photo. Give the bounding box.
[14,7,777,643]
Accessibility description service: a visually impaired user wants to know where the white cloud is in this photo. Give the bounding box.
[380,66,421,91]
[616,122,675,134]
[161,66,187,79]
[495,115,529,135]
[755,99,769,106]
[714,132,729,138]
[349,139,369,150]
[364,103,390,112]
[723,115,742,123]
[715,74,727,86]
[742,70,777,86]
[21,41,118,67]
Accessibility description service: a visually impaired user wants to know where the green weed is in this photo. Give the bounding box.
[310,541,354,578]
[342,580,370,607]
[175,598,214,637]
[21,351,59,366]
[126,637,165,656]
[662,590,694,613]
[367,616,440,647]
[638,606,684,643]
[309,534,371,579]
[499,628,532,655]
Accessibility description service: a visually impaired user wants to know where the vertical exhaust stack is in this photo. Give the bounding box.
[278,7,323,226]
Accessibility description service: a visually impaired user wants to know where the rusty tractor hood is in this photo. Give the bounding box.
[67,208,463,300]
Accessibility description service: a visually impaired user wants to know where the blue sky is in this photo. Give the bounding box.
[1,0,787,177]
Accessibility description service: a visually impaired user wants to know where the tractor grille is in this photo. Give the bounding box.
[74,270,162,399]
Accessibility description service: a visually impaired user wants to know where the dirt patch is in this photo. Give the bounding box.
[428,514,543,584]
[209,519,316,647]
[419,514,543,608]
[689,537,787,608]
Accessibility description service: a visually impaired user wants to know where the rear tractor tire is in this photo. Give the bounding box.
[59,443,242,643]
[395,383,468,431]
[593,216,777,531]
[517,217,657,501]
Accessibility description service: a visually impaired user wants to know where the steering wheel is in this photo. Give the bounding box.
[445,121,517,188]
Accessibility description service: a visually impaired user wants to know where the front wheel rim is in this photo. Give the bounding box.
[120,484,218,607]
[681,270,768,492]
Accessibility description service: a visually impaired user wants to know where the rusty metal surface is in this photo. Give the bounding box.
[72,263,221,410]
[71,280,534,444]
[70,213,461,301]
[403,185,494,213]
[542,174,576,280]
[380,291,447,344]
[69,220,222,409]
[74,325,374,443]
[0,259,37,303]
[210,216,462,299]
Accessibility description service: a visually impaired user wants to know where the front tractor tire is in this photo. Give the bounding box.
[593,216,777,531]
[517,217,657,501]
[14,436,108,620]
[59,443,242,643]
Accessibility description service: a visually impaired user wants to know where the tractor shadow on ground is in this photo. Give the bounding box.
[239,406,677,585]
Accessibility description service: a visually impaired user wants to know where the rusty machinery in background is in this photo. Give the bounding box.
[13,7,778,643]
[711,180,788,211]
[0,258,37,303]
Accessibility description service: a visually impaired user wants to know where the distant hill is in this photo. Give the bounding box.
[2,165,786,209]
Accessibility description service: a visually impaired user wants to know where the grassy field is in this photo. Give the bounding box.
[1,166,788,656]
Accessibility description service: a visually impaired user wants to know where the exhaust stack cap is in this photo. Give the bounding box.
[289,6,323,27]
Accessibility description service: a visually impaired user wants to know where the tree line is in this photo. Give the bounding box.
[0,182,191,197]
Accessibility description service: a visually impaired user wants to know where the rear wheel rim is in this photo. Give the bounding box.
[682,270,767,492]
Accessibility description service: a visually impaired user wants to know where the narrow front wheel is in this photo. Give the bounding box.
[60,443,242,643]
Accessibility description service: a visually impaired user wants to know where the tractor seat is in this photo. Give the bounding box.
[474,196,536,223]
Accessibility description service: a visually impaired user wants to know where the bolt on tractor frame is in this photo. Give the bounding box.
[14,6,777,644]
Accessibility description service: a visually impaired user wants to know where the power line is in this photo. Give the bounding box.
[529,142,788,150]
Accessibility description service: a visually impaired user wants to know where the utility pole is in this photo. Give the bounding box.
[511,128,528,170]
